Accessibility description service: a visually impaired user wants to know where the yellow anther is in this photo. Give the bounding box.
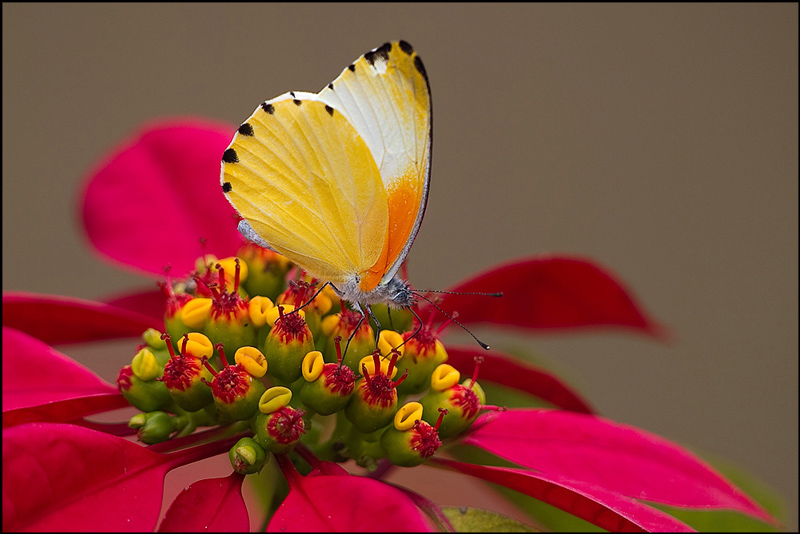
[258,386,292,414]
[248,296,274,328]
[378,330,404,358]
[320,314,340,336]
[359,355,398,379]
[302,351,325,382]
[431,364,461,392]
[131,348,160,381]
[394,402,424,431]
[217,256,249,286]
[181,297,212,329]
[266,304,304,327]
[234,346,268,378]
[181,332,214,359]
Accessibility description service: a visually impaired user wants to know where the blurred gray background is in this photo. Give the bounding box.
[3,3,797,529]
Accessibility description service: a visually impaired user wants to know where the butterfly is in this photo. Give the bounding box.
[220,41,431,314]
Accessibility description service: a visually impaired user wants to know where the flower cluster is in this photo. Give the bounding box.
[117,243,496,472]
[2,120,783,532]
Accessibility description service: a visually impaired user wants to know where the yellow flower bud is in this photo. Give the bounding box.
[431,364,460,392]
[181,298,213,329]
[378,330,404,358]
[248,296,274,328]
[131,348,160,381]
[259,386,293,414]
[234,346,269,378]
[394,401,424,431]
[301,351,325,382]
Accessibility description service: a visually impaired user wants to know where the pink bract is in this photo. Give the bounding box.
[80,119,243,278]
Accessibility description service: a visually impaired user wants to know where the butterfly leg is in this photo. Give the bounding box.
[364,304,382,349]
[293,280,331,314]
[341,302,367,361]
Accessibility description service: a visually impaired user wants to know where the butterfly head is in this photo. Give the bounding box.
[333,275,417,309]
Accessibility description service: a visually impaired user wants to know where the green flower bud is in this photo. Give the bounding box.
[253,406,306,454]
[345,351,407,433]
[381,403,444,467]
[420,363,487,439]
[229,437,269,475]
[117,364,172,412]
[130,411,175,444]
[238,243,292,300]
[204,345,266,421]
[263,305,314,384]
[299,348,356,415]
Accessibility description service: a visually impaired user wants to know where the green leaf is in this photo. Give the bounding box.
[442,507,539,532]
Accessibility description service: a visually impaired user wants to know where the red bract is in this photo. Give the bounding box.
[429,256,669,339]
[2,326,129,428]
[80,118,243,278]
[2,423,240,532]
[269,455,435,532]
[158,472,249,532]
[458,409,776,526]
[1,120,778,532]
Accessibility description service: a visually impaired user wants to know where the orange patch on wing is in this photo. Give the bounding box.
[358,174,421,292]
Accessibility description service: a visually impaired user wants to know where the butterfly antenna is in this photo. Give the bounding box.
[415,289,503,298]
[412,291,491,350]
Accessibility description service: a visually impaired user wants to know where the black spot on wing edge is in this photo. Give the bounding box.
[238,123,254,136]
[261,102,275,114]
[325,105,334,116]
[293,99,302,106]
[414,55,428,83]
[364,42,391,65]
[327,83,334,90]
[348,64,355,72]
[222,182,232,193]
[398,40,414,55]
[222,148,239,163]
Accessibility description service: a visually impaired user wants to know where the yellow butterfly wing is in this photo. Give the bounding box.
[221,94,388,284]
[221,41,431,293]
[317,41,431,291]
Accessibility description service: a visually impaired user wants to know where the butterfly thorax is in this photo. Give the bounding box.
[333,275,416,309]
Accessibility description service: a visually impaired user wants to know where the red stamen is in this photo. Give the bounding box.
[180,334,189,356]
[216,343,229,367]
[401,259,409,281]
[387,349,401,376]
[372,350,381,375]
[392,368,410,388]
[470,355,484,388]
[201,356,217,377]
[161,333,177,360]
[361,364,372,387]
[334,335,343,366]
[216,263,225,288]
[434,407,449,430]
[480,405,507,412]
[194,274,221,300]
[437,311,459,335]
[234,258,241,292]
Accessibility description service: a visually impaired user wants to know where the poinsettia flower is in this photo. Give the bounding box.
[2,120,780,532]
